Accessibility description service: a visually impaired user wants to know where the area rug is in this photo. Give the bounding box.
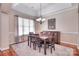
[11,42,73,56]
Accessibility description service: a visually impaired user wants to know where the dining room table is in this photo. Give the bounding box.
[28,35,51,55]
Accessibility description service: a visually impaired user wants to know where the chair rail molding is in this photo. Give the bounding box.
[61,32,79,35]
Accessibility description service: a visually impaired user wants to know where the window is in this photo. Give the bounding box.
[18,17,35,36]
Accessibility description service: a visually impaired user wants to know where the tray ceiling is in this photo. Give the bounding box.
[12,3,77,18]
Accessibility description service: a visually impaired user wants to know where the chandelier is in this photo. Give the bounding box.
[36,3,46,24]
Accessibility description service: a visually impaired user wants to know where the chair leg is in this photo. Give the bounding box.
[52,45,55,50]
[53,46,55,50]
[39,47,41,52]
[30,42,31,48]
[33,43,35,50]
[33,43,36,50]
[35,43,36,50]
[30,38,32,48]
[50,45,52,54]
[47,44,49,48]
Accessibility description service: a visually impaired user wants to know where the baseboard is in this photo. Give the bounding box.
[61,41,77,46]
[0,47,9,51]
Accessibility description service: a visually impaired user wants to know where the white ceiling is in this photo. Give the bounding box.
[23,3,55,11]
[12,3,77,18]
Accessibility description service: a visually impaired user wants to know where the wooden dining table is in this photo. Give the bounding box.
[28,35,49,55]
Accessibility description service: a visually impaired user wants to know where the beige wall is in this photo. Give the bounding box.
[35,7,79,45]
[36,8,78,32]
[0,12,10,49]
[0,3,16,50]
[61,33,78,45]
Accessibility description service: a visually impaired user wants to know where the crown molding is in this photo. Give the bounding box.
[45,6,78,18]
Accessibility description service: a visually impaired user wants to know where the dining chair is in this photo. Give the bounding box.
[32,36,44,52]
[29,32,34,48]
[47,33,55,54]
[29,32,43,52]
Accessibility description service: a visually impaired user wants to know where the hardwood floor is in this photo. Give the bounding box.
[0,48,16,56]
[0,41,79,56]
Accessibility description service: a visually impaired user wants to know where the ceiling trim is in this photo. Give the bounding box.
[44,6,78,18]
[12,3,78,19]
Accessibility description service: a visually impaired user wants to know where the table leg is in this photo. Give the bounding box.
[30,37,31,48]
[44,40,46,55]
[28,36,29,46]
